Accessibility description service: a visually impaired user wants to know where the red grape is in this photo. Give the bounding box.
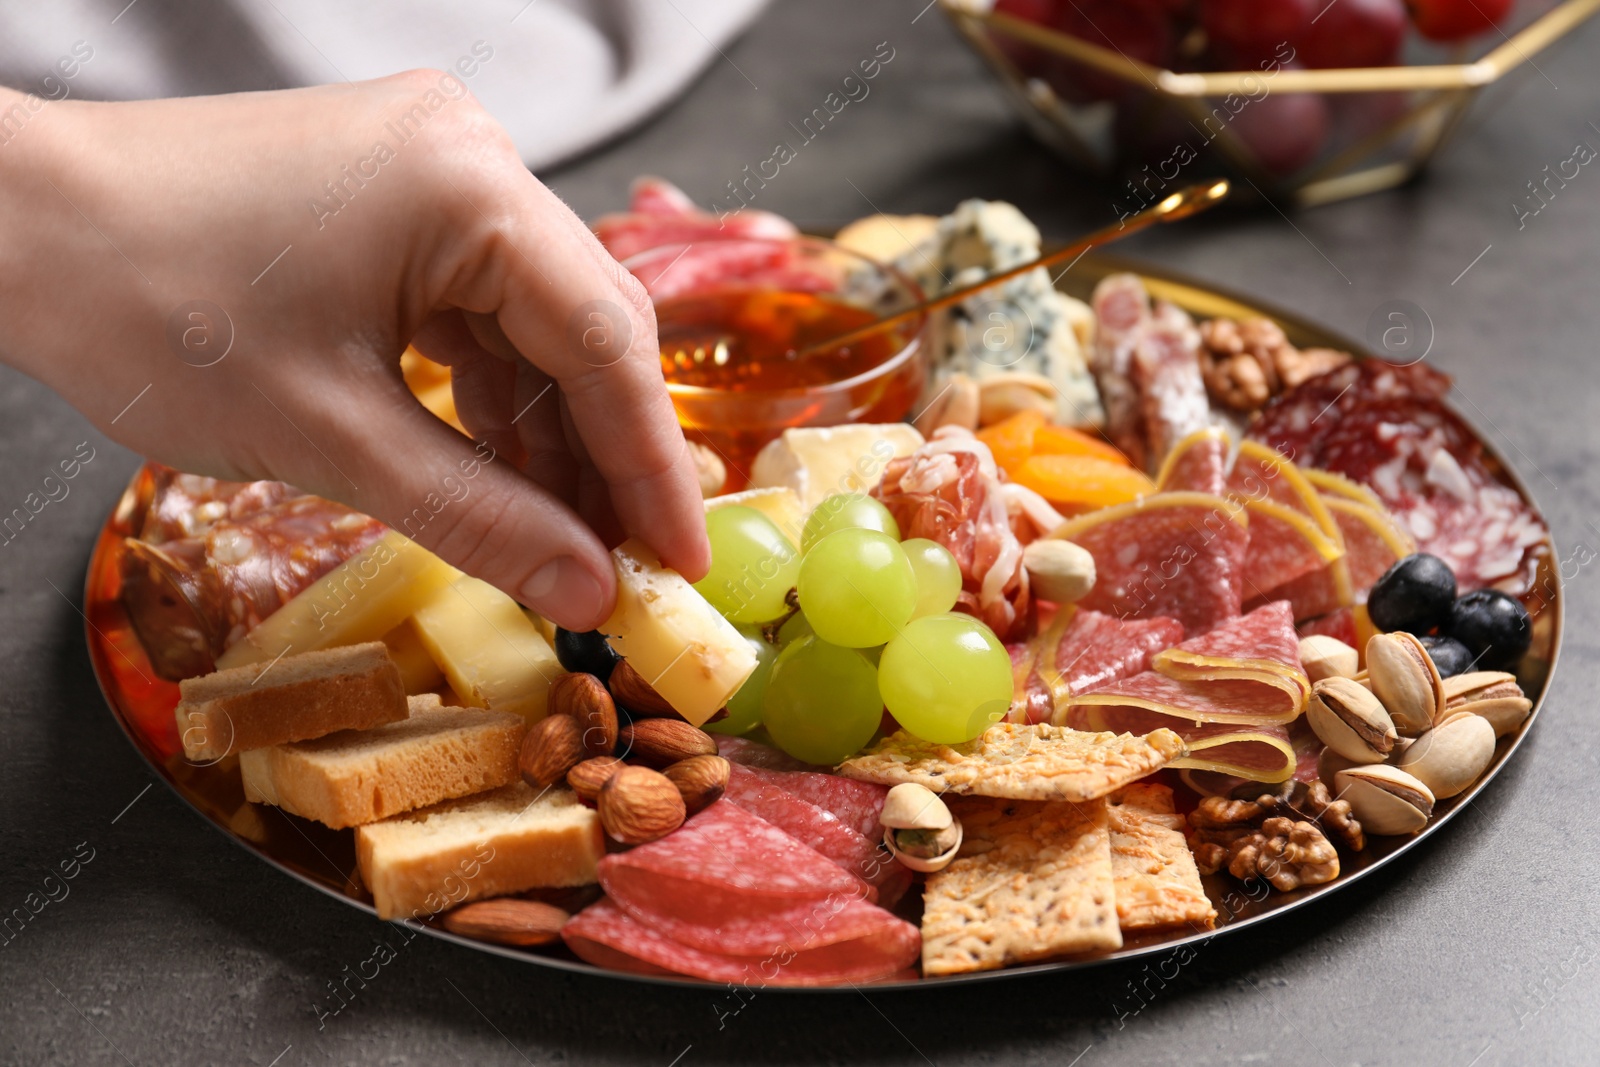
[1201,0,1315,66]
[1047,1,1175,101]
[1302,0,1407,67]
[1408,0,1514,41]
[1228,87,1330,175]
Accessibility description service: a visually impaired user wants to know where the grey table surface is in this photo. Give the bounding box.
[4,3,1600,1065]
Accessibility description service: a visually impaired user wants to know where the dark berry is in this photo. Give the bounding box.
[1367,553,1457,634]
[553,628,620,681]
[1418,635,1473,678]
[1447,590,1532,671]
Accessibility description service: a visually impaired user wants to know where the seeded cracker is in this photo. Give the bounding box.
[837,723,1186,802]
[921,797,1120,975]
[1107,784,1216,931]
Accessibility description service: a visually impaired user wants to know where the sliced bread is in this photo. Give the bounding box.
[356,782,603,920]
[239,694,526,829]
[176,642,408,762]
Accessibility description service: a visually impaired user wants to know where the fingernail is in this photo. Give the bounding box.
[522,556,607,629]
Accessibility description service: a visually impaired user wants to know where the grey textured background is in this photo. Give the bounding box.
[4,2,1600,1064]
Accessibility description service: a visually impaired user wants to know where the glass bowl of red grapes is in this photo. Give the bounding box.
[943,0,1594,207]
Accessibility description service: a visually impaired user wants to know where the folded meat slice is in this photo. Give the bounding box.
[596,800,873,957]
[722,764,910,905]
[1089,274,1211,473]
[1011,608,1186,724]
[1062,601,1309,783]
[564,898,920,987]
[873,428,1031,642]
[593,175,798,262]
[1047,492,1247,638]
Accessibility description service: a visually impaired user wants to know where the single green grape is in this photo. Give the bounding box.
[693,505,799,623]
[761,634,883,764]
[902,538,963,619]
[797,529,917,648]
[801,494,901,553]
[777,610,813,646]
[705,625,776,736]
[878,613,1014,744]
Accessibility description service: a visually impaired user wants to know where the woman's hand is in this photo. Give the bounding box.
[0,73,709,631]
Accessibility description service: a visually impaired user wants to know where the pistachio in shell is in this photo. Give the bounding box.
[1366,632,1445,737]
[1334,765,1435,837]
[1307,676,1396,763]
[1398,713,1496,799]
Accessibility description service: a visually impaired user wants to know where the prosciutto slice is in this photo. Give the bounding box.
[1063,602,1309,782]
[593,176,798,262]
[873,429,1031,641]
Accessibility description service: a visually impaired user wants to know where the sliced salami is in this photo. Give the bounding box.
[1249,360,1547,593]
[1049,492,1247,637]
[121,495,386,680]
[716,734,822,772]
[1155,427,1229,495]
[564,898,920,986]
[723,764,908,904]
[1296,606,1359,648]
[597,801,871,956]
[729,763,890,841]
[130,464,303,544]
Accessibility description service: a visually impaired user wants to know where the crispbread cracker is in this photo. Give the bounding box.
[921,797,1120,975]
[838,724,1185,801]
[1107,784,1216,931]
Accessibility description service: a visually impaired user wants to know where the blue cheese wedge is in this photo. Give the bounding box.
[868,199,1104,428]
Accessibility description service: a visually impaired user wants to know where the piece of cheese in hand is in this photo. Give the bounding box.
[750,424,925,513]
[410,577,564,721]
[216,531,459,670]
[602,539,758,727]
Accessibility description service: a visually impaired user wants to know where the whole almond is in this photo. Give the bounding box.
[599,765,686,844]
[608,659,676,718]
[549,672,619,757]
[618,718,718,768]
[567,756,625,803]
[663,754,730,814]
[519,714,585,788]
[439,898,568,946]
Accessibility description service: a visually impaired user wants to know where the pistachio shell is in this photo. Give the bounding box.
[880,782,952,830]
[1307,676,1395,763]
[1335,765,1435,836]
[884,818,963,873]
[1317,746,1359,785]
[1299,635,1359,682]
[1450,695,1533,738]
[1442,671,1523,709]
[1366,632,1444,737]
[1398,713,1496,799]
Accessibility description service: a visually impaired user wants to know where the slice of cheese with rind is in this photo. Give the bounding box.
[750,424,924,513]
[216,531,459,670]
[601,538,758,727]
[410,577,564,722]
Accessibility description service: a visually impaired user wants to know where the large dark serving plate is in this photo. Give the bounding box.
[84,253,1561,990]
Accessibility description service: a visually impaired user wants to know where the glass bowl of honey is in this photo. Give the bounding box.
[626,237,928,485]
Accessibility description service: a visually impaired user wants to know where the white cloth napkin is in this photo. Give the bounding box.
[0,0,768,170]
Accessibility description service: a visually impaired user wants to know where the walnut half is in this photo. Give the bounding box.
[1198,317,1352,414]
[1188,780,1359,890]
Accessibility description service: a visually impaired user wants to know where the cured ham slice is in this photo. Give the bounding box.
[1089,274,1211,473]
[564,898,921,987]
[1048,492,1247,638]
[1011,609,1185,724]
[1063,602,1309,782]
[1155,427,1228,495]
[593,176,798,262]
[873,429,1031,641]
[121,493,386,680]
[722,764,909,904]
[1249,359,1548,593]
